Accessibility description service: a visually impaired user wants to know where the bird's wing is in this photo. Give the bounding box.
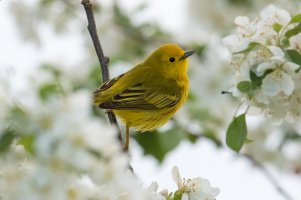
[98,83,180,110]
[93,73,125,95]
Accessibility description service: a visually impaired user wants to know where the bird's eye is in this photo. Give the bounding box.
[169,57,175,62]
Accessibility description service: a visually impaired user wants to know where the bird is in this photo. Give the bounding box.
[93,43,194,151]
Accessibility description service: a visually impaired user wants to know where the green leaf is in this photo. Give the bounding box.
[41,64,61,77]
[285,49,301,72]
[173,191,182,200]
[133,128,185,162]
[285,131,301,140]
[250,69,273,86]
[245,138,254,144]
[226,114,247,152]
[234,42,260,55]
[285,24,301,39]
[236,79,258,99]
[202,129,222,147]
[87,148,103,159]
[237,81,253,93]
[290,14,301,24]
[250,70,262,86]
[39,83,59,100]
[187,133,198,143]
[18,135,35,154]
[0,129,16,154]
[273,23,282,33]
[166,193,173,200]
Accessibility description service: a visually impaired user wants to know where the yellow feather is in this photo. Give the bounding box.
[93,43,193,132]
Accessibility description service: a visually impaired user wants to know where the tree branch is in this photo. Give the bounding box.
[81,0,122,143]
[184,131,294,200]
[241,154,294,200]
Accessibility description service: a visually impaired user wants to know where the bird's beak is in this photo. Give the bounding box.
[179,50,195,60]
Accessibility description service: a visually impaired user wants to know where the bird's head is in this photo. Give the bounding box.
[144,43,194,79]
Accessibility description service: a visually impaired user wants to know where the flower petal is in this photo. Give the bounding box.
[235,16,250,26]
[147,182,159,192]
[279,72,294,95]
[284,61,300,71]
[268,46,284,57]
[261,72,281,96]
[181,193,189,200]
[172,166,183,189]
[257,61,275,74]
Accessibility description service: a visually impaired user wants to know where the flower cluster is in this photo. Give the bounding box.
[223,5,301,123]
[188,0,300,32]
[170,166,220,200]
[0,67,154,199]
[0,65,219,200]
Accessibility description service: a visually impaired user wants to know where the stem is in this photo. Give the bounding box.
[242,154,294,200]
[278,23,290,47]
[233,100,247,118]
[181,128,294,200]
[81,0,122,144]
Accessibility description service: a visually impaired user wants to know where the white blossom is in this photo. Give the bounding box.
[223,4,301,123]
[1,65,218,200]
[261,70,294,96]
[188,0,299,32]
[144,182,166,200]
[0,66,170,200]
[222,16,257,52]
[172,166,220,200]
[289,33,301,53]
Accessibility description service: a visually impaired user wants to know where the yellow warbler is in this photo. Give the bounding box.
[93,43,194,150]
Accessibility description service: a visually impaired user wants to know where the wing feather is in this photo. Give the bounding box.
[98,83,180,110]
[93,73,125,95]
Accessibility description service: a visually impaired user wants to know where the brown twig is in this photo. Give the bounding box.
[81,0,122,144]
[242,154,294,200]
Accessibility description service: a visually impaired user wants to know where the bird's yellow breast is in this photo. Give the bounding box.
[114,81,188,132]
